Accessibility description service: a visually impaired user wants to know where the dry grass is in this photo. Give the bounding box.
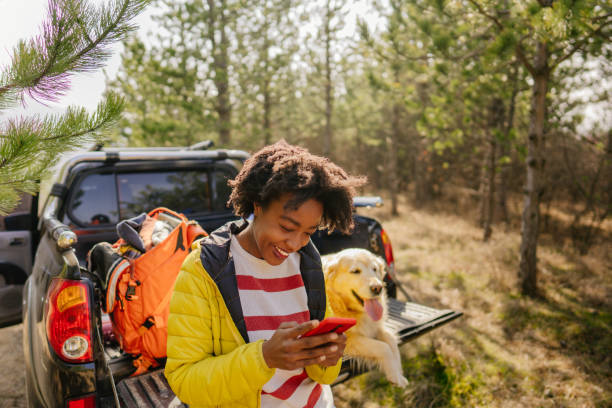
[334,194,612,408]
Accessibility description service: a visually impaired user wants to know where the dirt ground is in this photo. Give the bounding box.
[333,196,611,407]
[0,323,25,408]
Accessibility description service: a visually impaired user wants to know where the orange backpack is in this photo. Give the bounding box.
[103,208,207,375]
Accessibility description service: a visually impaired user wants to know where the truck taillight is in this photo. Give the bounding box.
[380,229,396,278]
[45,278,93,363]
[67,394,96,408]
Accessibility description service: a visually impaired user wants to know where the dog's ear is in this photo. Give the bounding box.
[322,254,340,280]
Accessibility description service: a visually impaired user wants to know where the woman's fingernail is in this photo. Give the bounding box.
[330,345,338,352]
[320,355,326,361]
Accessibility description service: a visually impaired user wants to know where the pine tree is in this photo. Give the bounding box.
[110,0,240,147]
[357,1,413,215]
[302,0,347,159]
[401,0,611,295]
[233,0,300,148]
[359,0,479,214]
[0,0,148,214]
[107,8,213,146]
[463,0,612,295]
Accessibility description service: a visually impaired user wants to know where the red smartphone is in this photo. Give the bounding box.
[302,317,356,337]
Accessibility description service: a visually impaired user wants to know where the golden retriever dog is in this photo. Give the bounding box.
[322,248,408,387]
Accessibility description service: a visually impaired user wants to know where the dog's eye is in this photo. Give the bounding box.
[351,269,361,274]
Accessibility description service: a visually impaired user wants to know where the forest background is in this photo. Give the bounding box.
[0,0,610,407]
[103,0,611,296]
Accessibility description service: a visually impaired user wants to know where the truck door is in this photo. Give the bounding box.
[0,193,34,326]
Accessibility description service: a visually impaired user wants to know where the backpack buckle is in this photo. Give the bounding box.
[138,316,156,335]
[142,316,155,329]
[125,279,141,300]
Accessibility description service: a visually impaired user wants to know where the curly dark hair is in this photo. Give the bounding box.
[227,140,366,234]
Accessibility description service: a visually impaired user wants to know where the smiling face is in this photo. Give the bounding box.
[237,194,323,266]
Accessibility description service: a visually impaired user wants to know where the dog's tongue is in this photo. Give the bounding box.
[364,298,383,321]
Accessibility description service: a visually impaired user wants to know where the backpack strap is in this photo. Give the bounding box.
[137,283,175,335]
[148,207,187,222]
[186,221,207,243]
[104,258,131,314]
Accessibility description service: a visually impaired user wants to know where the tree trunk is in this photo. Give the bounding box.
[498,63,519,227]
[209,0,231,146]
[607,130,612,213]
[263,80,271,145]
[262,7,271,146]
[478,150,488,227]
[388,101,401,216]
[413,141,431,207]
[483,99,504,241]
[482,139,496,241]
[497,143,510,226]
[178,13,194,146]
[323,0,333,158]
[519,41,549,297]
[262,42,271,145]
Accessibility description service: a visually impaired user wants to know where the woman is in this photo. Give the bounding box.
[165,141,365,407]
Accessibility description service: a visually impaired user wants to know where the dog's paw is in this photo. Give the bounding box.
[389,374,409,388]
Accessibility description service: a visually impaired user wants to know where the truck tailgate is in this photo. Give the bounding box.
[113,299,462,407]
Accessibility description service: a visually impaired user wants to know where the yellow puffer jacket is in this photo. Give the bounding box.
[165,242,342,408]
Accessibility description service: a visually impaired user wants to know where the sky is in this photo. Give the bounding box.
[0,0,156,116]
[0,0,608,133]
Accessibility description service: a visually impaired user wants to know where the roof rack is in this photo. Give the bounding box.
[88,140,215,152]
[187,140,214,150]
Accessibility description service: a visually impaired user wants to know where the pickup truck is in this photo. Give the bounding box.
[20,143,462,408]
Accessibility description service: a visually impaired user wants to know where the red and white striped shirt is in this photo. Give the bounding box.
[230,236,334,408]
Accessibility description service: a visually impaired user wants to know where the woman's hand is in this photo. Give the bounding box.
[262,320,347,370]
[316,329,347,367]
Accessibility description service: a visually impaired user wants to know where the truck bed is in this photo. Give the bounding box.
[113,298,462,407]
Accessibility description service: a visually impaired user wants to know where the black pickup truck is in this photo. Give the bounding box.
[19,143,461,408]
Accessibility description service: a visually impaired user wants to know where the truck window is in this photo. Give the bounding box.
[211,169,234,211]
[117,171,213,219]
[0,193,32,231]
[67,174,118,226]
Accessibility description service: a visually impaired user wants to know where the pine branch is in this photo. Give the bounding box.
[0,92,123,172]
[0,0,148,108]
[0,92,124,214]
[464,0,536,76]
[465,0,503,30]
[45,94,124,142]
[0,0,148,214]
[552,17,612,71]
